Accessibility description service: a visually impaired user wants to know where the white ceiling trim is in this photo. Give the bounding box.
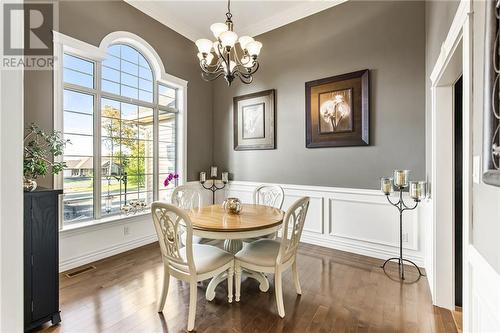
[237,0,348,37]
[125,0,348,42]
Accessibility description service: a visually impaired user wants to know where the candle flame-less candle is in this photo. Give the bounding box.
[222,171,229,183]
[380,177,393,195]
[199,171,206,183]
[393,170,410,188]
[210,166,218,178]
[409,181,426,201]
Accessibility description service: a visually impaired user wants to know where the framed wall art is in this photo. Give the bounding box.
[305,69,369,148]
[483,0,500,186]
[233,89,276,151]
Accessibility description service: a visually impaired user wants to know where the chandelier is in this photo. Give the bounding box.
[195,0,262,86]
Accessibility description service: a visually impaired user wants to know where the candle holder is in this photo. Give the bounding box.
[380,170,426,280]
[200,168,228,204]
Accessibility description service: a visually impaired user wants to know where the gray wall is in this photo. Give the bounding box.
[425,0,460,182]
[24,0,213,187]
[471,0,500,273]
[212,1,426,189]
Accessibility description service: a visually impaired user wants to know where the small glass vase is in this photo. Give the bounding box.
[222,197,242,214]
[23,178,37,192]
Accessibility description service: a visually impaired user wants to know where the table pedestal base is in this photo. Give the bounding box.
[205,239,269,301]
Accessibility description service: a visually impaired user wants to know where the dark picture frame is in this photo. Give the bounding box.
[233,89,276,151]
[305,69,369,148]
[483,0,500,186]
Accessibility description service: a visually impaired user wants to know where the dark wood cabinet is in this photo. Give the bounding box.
[24,188,63,331]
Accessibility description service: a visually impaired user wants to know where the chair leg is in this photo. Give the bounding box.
[235,261,242,302]
[292,260,302,295]
[157,264,169,312]
[187,281,197,331]
[227,264,234,303]
[275,269,285,318]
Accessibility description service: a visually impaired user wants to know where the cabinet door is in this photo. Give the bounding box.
[23,197,32,326]
[31,193,58,321]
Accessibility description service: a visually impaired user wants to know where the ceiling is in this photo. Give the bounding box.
[125,0,347,42]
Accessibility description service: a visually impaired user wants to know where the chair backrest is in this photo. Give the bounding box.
[151,202,195,274]
[253,185,285,209]
[171,185,202,210]
[276,196,310,265]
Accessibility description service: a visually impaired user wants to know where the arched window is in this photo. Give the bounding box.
[57,33,184,227]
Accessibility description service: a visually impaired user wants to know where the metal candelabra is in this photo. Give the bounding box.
[201,178,227,204]
[380,170,427,281]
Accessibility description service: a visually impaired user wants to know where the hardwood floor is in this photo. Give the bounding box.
[36,243,457,333]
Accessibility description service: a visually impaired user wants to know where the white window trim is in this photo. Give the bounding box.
[53,31,188,231]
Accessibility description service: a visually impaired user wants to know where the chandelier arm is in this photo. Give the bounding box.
[199,59,225,75]
[234,71,253,84]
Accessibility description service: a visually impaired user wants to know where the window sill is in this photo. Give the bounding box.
[59,210,151,237]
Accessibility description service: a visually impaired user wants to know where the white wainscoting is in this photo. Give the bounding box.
[224,181,426,266]
[468,246,500,332]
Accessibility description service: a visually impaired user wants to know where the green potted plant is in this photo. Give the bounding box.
[23,124,69,191]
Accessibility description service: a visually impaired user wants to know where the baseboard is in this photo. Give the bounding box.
[59,234,157,272]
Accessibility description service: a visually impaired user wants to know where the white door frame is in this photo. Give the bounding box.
[0,1,25,330]
[429,0,472,325]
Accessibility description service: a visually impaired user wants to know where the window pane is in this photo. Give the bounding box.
[101,193,121,216]
[121,60,138,76]
[138,54,150,68]
[121,72,138,88]
[159,85,176,98]
[102,66,120,83]
[107,45,121,57]
[138,123,153,140]
[121,85,138,100]
[64,68,94,88]
[64,111,93,135]
[121,120,138,140]
[103,56,120,70]
[121,102,138,120]
[121,45,139,64]
[64,54,94,75]
[101,117,120,138]
[101,99,121,118]
[138,191,154,205]
[64,90,93,114]
[139,90,153,103]
[64,197,93,224]
[139,78,153,92]
[139,66,153,81]
[159,142,175,159]
[101,138,120,157]
[140,141,154,157]
[159,189,173,202]
[64,157,93,178]
[159,158,175,174]
[102,79,120,95]
[159,125,175,143]
[64,134,93,156]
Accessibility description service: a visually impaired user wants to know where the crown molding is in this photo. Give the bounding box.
[125,0,348,42]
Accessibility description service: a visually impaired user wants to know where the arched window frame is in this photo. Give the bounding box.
[53,31,187,229]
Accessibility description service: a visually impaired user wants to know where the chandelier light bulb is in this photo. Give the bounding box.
[220,31,238,48]
[210,22,229,39]
[195,39,213,54]
[246,41,262,57]
[238,36,254,50]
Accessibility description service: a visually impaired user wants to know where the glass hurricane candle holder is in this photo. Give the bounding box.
[393,170,410,188]
[409,181,427,201]
[380,177,393,195]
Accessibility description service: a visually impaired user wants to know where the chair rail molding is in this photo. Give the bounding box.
[222,181,426,267]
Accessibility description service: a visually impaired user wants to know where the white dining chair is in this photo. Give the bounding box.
[243,184,285,243]
[171,185,211,245]
[151,202,234,331]
[234,196,310,318]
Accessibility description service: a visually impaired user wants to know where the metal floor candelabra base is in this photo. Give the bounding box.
[381,257,425,281]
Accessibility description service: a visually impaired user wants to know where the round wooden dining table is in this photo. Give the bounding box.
[187,203,284,301]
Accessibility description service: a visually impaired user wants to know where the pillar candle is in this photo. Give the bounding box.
[222,172,229,183]
[210,166,218,178]
[200,171,206,183]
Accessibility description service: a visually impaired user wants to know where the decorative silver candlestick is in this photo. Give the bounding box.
[200,167,229,204]
[380,170,427,280]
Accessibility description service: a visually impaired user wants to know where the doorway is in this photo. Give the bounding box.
[454,76,463,308]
